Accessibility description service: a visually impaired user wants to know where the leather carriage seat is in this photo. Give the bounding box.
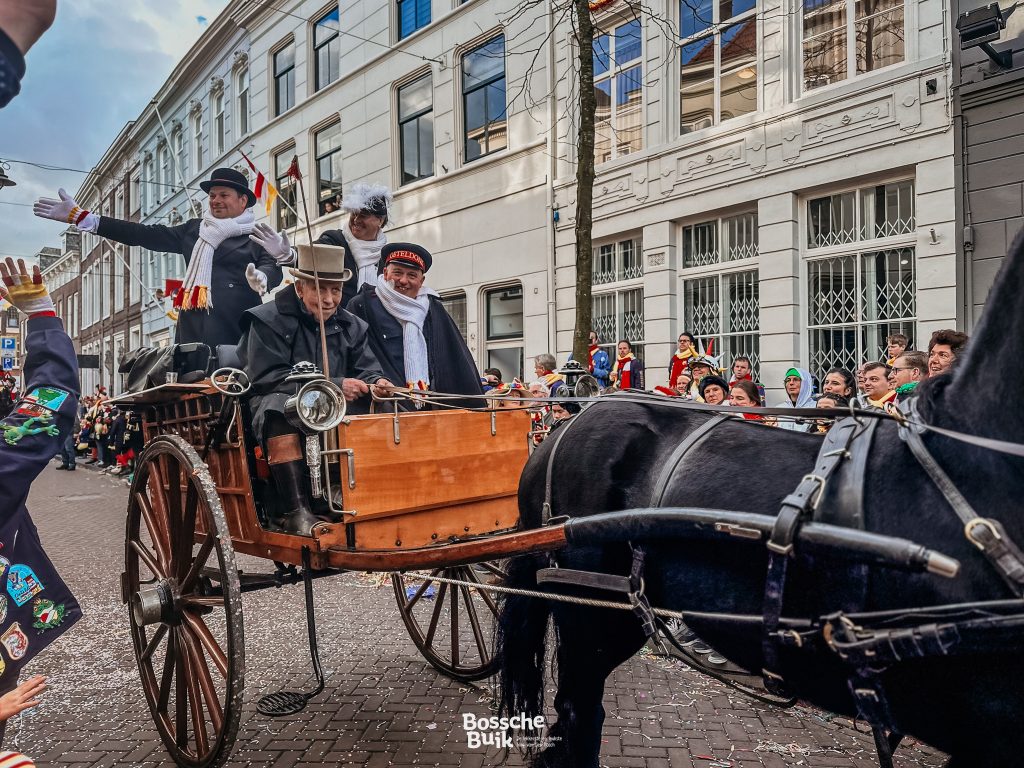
[216,344,243,370]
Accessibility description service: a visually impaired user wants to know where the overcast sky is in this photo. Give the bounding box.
[0,0,230,261]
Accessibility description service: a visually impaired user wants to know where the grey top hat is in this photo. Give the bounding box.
[288,244,353,283]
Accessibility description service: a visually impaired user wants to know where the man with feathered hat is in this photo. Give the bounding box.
[237,243,393,534]
[347,243,484,408]
[311,181,392,307]
[33,168,292,350]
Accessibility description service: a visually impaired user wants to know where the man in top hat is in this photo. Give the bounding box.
[237,243,393,534]
[33,168,292,351]
[312,182,392,308]
[347,243,484,408]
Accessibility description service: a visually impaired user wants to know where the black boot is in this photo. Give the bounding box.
[269,460,321,535]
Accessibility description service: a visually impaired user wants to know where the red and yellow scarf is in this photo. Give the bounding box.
[612,353,636,390]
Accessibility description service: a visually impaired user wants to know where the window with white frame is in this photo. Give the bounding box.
[680,212,760,375]
[141,157,153,213]
[441,291,468,344]
[679,0,757,134]
[484,284,523,381]
[398,0,430,39]
[236,67,250,137]
[806,179,916,375]
[462,35,507,162]
[398,73,434,184]
[213,91,226,157]
[315,121,343,216]
[191,112,203,172]
[275,148,298,230]
[591,235,644,359]
[594,18,644,162]
[314,8,340,90]
[802,0,904,92]
[172,129,185,183]
[159,145,171,201]
[129,246,141,304]
[274,43,296,115]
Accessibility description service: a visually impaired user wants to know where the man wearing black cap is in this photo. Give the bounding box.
[347,243,483,408]
[33,168,289,350]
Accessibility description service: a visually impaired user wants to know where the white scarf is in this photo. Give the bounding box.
[342,219,387,289]
[375,277,439,390]
[177,206,255,311]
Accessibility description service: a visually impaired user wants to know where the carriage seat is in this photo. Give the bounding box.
[216,344,243,370]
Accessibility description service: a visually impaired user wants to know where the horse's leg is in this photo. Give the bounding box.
[534,604,646,768]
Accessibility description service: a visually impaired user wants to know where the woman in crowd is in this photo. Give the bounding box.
[822,367,856,400]
[812,393,849,433]
[698,375,729,405]
[729,380,766,421]
[775,367,816,432]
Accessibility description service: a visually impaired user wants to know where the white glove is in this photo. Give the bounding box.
[249,222,293,265]
[245,263,268,296]
[0,258,56,316]
[33,188,99,231]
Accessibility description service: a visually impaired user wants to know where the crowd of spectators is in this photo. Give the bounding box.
[483,328,970,443]
[52,384,143,479]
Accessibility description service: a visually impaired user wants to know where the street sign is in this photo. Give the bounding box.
[77,354,100,370]
[0,337,14,352]
[1,357,13,371]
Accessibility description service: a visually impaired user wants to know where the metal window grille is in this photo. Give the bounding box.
[593,243,616,285]
[808,191,857,248]
[861,181,915,239]
[683,269,760,377]
[593,237,643,284]
[724,212,758,261]
[620,238,643,279]
[592,288,645,359]
[683,221,720,267]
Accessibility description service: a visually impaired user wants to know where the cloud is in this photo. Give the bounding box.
[0,0,228,258]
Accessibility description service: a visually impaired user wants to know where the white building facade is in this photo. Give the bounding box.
[54,0,958,399]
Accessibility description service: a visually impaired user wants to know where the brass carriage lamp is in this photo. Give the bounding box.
[557,359,601,399]
[283,361,347,502]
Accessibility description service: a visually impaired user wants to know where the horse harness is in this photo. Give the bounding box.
[533,399,1024,768]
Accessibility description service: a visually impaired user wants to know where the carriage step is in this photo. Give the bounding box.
[256,690,310,717]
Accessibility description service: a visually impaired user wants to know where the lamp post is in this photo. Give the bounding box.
[0,160,16,191]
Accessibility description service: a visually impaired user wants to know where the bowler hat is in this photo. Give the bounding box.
[289,244,353,283]
[378,242,432,274]
[200,167,257,208]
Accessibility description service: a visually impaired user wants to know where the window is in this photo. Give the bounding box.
[680,0,757,134]
[441,292,468,344]
[315,122,343,216]
[802,0,904,92]
[236,67,250,136]
[683,271,760,375]
[398,0,430,39]
[275,149,298,230]
[314,8,340,90]
[806,180,916,374]
[592,235,644,359]
[398,73,434,184]
[129,246,141,304]
[142,157,154,213]
[274,44,296,115]
[485,284,523,380]
[213,92,225,156]
[594,18,644,162]
[172,130,185,183]
[682,211,758,267]
[191,112,203,172]
[462,35,507,162]
[158,145,171,202]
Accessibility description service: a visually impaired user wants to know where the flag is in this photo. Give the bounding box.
[240,151,278,214]
[164,279,183,301]
[264,179,278,216]
[287,155,302,181]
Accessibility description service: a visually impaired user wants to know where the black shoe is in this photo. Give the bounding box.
[55,465,68,470]
[269,459,318,536]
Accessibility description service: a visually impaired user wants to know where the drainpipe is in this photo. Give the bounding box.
[544,0,559,356]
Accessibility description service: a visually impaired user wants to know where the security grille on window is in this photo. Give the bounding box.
[314,8,340,90]
[592,236,643,286]
[398,0,430,39]
[592,288,645,361]
[274,44,295,115]
[463,35,507,162]
[594,19,644,163]
[680,0,757,134]
[315,123,343,216]
[398,73,434,184]
[237,68,250,136]
[275,149,298,230]
[441,292,468,343]
[683,269,760,376]
[485,284,523,381]
[683,211,758,268]
[802,0,904,91]
[806,180,916,375]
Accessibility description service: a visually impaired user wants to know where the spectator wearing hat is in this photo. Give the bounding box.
[34,168,291,350]
[698,375,729,405]
[312,182,393,307]
[237,244,393,534]
[347,243,484,409]
[776,367,815,432]
[685,354,720,400]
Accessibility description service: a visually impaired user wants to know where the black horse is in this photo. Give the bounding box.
[497,231,1024,768]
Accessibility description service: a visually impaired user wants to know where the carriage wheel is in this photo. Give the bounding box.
[125,434,244,768]
[391,561,507,682]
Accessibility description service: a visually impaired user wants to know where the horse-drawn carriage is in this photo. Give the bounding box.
[114,364,569,768]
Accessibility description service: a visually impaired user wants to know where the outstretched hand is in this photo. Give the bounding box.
[249,223,293,265]
[33,188,81,224]
[0,257,55,316]
[0,675,46,722]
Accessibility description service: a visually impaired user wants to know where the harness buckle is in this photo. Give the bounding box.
[800,473,828,512]
[965,518,1002,550]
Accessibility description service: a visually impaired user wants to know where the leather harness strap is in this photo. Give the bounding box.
[649,414,731,507]
[540,411,584,525]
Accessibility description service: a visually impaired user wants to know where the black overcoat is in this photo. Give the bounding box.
[346,285,484,409]
[96,216,283,349]
[237,288,385,438]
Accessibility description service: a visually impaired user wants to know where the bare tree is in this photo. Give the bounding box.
[571,0,597,365]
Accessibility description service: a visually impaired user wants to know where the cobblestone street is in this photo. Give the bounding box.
[8,464,948,768]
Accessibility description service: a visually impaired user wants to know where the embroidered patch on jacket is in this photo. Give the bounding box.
[0,595,7,625]
[0,624,28,660]
[31,599,65,631]
[7,565,44,607]
[16,387,70,415]
[2,413,60,446]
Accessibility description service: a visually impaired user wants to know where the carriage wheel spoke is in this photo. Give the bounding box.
[130,540,166,582]
[141,624,169,663]
[404,569,443,612]
[464,567,500,616]
[180,596,223,609]
[179,532,214,595]
[423,582,448,648]
[180,629,211,756]
[460,577,489,663]
[176,483,199,582]
[182,625,224,734]
[174,629,190,751]
[450,577,460,667]
[183,612,229,678]
[136,491,171,570]
[158,630,177,713]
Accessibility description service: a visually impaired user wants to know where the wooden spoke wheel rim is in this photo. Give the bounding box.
[391,561,507,682]
[125,435,244,768]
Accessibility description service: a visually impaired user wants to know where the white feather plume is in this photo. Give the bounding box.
[341,182,393,218]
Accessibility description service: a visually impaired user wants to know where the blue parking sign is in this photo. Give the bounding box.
[0,338,14,352]
[1,357,12,371]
